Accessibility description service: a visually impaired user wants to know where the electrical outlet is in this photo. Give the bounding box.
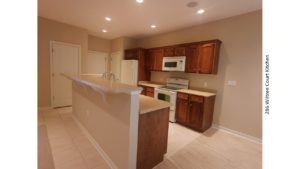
[204,82,208,87]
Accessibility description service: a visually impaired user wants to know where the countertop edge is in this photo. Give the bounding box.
[62,73,142,95]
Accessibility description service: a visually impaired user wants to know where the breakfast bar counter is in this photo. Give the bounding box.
[139,95,169,114]
[63,74,170,169]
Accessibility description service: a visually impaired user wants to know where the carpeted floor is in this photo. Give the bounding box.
[38,124,55,169]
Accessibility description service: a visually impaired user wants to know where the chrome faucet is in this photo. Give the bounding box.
[101,72,116,81]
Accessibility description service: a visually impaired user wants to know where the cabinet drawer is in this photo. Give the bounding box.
[146,91,154,98]
[146,87,154,92]
[177,93,188,100]
[190,95,204,103]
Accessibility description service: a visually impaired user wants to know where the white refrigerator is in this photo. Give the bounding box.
[120,60,138,86]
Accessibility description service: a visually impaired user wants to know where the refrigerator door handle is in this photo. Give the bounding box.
[132,65,135,82]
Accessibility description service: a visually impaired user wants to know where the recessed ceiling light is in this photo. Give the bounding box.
[151,25,156,28]
[197,9,205,14]
[102,29,107,33]
[105,17,111,21]
[136,0,143,3]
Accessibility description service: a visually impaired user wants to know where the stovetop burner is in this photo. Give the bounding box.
[158,77,189,91]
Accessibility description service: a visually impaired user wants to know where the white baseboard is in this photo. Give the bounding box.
[212,124,262,144]
[72,115,118,169]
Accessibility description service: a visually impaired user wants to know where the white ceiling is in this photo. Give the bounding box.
[38,0,262,40]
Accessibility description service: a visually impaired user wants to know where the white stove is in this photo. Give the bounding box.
[155,78,189,122]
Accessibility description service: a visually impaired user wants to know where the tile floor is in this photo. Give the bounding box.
[39,107,110,169]
[39,107,262,169]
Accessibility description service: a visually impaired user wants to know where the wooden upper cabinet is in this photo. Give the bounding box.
[127,39,221,74]
[124,49,139,60]
[185,45,199,73]
[164,47,174,56]
[198,41,221,74]
[163,46,186,57]
[147,48,164,71]
[174,47,186,56]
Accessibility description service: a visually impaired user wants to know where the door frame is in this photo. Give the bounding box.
[49,40,81,107]
[110,51,123,80]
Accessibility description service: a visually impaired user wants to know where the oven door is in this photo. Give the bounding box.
[154,88,176,111]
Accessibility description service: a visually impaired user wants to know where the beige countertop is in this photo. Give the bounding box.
[138,81,165,88]
[62,73,142,95]
[178,89,216,97]
[139,95,170,114]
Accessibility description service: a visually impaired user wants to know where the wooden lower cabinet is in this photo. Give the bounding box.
[175,93,189,124]
[137,108,169,169]
[146,86,154,97]
[139,85,155,98]
[138,85,146,95]
[175,92,215,132]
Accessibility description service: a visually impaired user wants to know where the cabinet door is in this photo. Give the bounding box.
[146,50,154,71]
[176,93,189,123]
[138,85,146,95]
[188,95,204,130]
[174,47,186,56]
[199,43,216,74]
[125,49,139,60]
[146,87,154,97]
[146,91,154,97]
[137,50,148,81]
[164,47,174,56]
[155,49,164,71]
[185,45,199,73]
[148,48,163,71]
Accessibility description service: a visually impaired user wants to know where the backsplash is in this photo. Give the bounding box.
[151,71,220,93]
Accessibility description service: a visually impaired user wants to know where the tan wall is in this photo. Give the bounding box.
[38,17,89,107]
[111,37,138,52]
[38,17,112,107]
[111,37,124,52]
[137,10,262,139]
[88,35,111,53]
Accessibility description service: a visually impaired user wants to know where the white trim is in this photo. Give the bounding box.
[72,115,118,169]
[50,41,81,107]
[212,123,262,144]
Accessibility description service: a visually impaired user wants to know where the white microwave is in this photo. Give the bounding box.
[162,56,186,71]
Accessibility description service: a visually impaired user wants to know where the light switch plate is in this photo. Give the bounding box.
[227,80,237,86]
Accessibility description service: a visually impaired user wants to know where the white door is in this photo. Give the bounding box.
[51,41,80,108]
[86,51,108,74]
[110,51,123,81]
